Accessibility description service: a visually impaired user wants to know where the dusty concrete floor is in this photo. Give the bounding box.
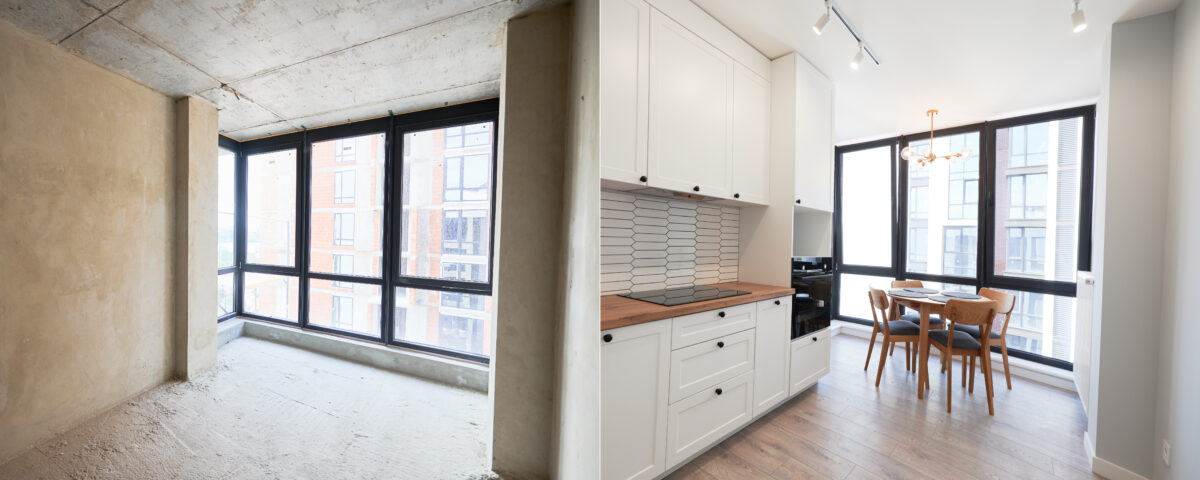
[0,337,494,480]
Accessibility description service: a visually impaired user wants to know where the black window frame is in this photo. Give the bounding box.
[832,105,1095,370]
[217,135,241,323]
[220,98,499,364]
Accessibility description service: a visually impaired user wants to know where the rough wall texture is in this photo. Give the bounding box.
[173,97,218,378]
[489,6,570,479]
[0,19,177,461]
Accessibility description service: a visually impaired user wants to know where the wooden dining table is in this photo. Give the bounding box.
[884,291,991,399]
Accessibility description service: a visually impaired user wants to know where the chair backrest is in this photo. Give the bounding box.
[891,280,923,289]
[944,299,999,348]
[977,287,1016,337]
[867,288,892,334]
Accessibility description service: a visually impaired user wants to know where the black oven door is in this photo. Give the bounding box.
[792,274,832,339]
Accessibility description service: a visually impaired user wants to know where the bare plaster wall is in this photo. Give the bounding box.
[0,19,177,461]
[489,5,570,479]
[173,97,218,378]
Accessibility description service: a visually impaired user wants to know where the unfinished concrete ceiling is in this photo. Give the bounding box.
[0,0,556,140]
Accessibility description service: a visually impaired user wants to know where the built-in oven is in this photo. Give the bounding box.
[791,257,832,339]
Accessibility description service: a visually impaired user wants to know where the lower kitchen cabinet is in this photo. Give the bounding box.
[601,321,672,480]
[789,328,831,396]
[753,296,791,416]
[665,370,755,467]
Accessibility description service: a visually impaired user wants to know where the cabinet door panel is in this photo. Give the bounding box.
[789,328,831,395]
[669,329,755,403]
[731,64,771,205]
[671,302,755,348]
[602,321,671,480]
[648,9,733,198]
[753,296,791,415]
[665,370,754,466]
[793,58,833,212]
[600,0,650,185]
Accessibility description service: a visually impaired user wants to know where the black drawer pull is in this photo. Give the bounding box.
[639,175,647,182]
[774,300,781,305]
[717,341,725,348]
[603,334,613,343]
[734,193,740,199]
[715,388,723,395]
[718,311,726,318]
[812,336,819,343]
[693,186,701,192]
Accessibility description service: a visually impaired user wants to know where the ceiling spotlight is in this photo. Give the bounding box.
[1072,0,1087,33]
[813,1,831,35]
[850,41,864,70]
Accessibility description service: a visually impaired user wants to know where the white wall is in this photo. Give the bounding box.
[1090,10,1176,479]
[1156,0,1200,478]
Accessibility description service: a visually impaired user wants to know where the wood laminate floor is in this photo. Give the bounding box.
[667,334,1100,480]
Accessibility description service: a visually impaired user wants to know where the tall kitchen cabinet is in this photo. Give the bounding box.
[776,53,834,212]
[599,0,772,205]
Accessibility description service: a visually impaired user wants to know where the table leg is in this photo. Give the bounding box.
[918,305,931,399]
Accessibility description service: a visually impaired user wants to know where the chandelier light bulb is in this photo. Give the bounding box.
[1072,0,1087,33]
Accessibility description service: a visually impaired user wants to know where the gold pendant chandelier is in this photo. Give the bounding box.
[900,109,971,166]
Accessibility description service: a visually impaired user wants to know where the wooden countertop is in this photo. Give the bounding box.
[601,282,793,331]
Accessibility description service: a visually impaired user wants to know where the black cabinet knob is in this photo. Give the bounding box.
[715,388,723,395]
[812,336,818,343]
[774,300,781,305]
[693,186,700,192]
[796,199,802,204]
[603,334,613,343]
[734,193,740,199]
[718,311,726,318]
[717,341,725,348]
[639,175,647,182]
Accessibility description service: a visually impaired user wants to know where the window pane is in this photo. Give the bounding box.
[994,117,1083,282]
[218,148,236,269]
[999,289,1075,362]
[905,131,980,276]
[400,121,495,283]
[308,279,381,337]
[836,273,894,321]
[243,273,299,322]
[840,146,892,267]
[246,149,296,266]
[310,133,385,277]
[394,287,492,357]
[218,272,234,317]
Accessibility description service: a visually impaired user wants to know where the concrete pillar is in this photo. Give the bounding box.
[173,96,219,379]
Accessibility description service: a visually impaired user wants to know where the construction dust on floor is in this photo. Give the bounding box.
[0,337,495,480]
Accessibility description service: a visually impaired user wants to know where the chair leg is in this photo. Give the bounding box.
[875,340,890,387]
[905,342,911,371]
[890,342,895,356]
[864,330,878,371]
[969,356,976,393]
[961,355,968,387]
[1001,339,1013,390]
[946,350,953,413]
[982,349,996,416]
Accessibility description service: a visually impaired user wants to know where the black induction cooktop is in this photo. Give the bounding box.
[619,285,750,306]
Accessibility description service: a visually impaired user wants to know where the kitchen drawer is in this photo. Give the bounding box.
[789,328,831,396]
[665,370,754,467]
[668,329,755,403]
[671,302,755,349]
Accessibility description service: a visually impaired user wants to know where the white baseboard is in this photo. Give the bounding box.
[1092,454,1150,480]
[831,320,1077,391]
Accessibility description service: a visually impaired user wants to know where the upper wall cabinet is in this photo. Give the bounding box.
[792,56,834,212]
[647,9,733,199]
[600,0,772,206]
[600,0,650,186]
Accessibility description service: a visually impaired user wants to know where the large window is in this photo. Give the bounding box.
[217,143,238,322]
[833,106,1094,368]
[221,100,498,362]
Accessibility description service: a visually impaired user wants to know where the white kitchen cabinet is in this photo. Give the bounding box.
[730,63,771,205]
[600,0,650,186]
[753,296,791,416]
[668,329,755,403]
[665,370,755,467]
[789,327,831,396]
[647,9,733,199]
[670,302,755,348]
[601,321,671,480]
[791,55,834,212]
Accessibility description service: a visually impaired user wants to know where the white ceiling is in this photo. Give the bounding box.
[0,0,557,140]
[692,0,1181,144]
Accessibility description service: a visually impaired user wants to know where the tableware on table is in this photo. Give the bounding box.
[942,291,983,300]
[903,287,939,294]
[888,289,930,298]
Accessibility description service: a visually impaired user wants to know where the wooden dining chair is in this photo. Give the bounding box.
[954,288,1017,389]
[929,299,999,415]
[889,280,945,368]
[864,288,922,387]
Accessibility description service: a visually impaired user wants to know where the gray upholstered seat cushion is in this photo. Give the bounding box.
[954,324,1001,339]
[883,320,920,336]
[900,313,945,325]
[928,329,983,350]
